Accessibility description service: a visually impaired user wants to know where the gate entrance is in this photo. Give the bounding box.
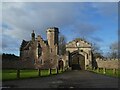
[58,60,63,70]
[71,51,85,70]
[66,38,92,70]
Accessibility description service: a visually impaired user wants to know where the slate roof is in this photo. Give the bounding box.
[20,40,31,51]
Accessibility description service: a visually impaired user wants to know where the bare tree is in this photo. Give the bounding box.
[59,34,66,55]
[109,41,118,58]
[91,43,103,59]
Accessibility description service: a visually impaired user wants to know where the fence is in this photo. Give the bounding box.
[17,67,65,79]
[96,68,117,74]
[87,67,120,77]
[2,67,66,80]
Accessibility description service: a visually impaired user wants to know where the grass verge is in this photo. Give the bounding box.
[88,68,120,78]
[2,69,65,81]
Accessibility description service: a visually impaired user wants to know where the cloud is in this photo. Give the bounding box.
[2,2,80,53]
[72,23,98,37]
[2,34,20,49]
[2,2,117,55]
[2,0,119,2]
[90,36,104,43]
[2,2,79,39]
[91,2,118,18]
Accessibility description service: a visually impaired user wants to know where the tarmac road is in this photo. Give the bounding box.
[2,70,119,89]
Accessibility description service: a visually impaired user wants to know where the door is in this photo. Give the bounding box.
[71,52,85,70]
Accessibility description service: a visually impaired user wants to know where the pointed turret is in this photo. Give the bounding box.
[31,30,35,41]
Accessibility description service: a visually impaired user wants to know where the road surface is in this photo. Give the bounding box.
[2,70,119,89]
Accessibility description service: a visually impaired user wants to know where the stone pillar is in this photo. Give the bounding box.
[88,50,92,69]
[38,69,41,76]
[84,53,87,70]
[97,68,100,72]
[113,69,116,74]
[49,68,52,75]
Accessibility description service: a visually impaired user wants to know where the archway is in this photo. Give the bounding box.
[71,51,85,70]
[58,60,64,70]
[66,38,93,70]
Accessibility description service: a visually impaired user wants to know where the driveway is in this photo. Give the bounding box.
[2,70,119,89]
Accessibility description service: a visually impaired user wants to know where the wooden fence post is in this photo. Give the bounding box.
[38,69,41,76]
[57,67,59,74]
[113,68,116,74]
[97,68,99,73]
[17,69,20,79]
[50,68,52,75]
[103,68,106,74]
[62,67,63,72]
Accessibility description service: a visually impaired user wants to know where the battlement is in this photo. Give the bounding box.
[37,35,48,46]
[66,38,91,48]
[95,58,119,69]
[96,58,118,61]
[46,27,59,32]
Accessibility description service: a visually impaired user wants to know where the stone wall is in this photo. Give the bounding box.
[95,58,119,69]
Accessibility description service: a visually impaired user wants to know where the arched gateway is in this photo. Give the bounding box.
[66,38,92,70]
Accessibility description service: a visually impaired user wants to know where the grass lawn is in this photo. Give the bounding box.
[20,70,38,78]
[89,68,120,78]
[2,70,17,80]
[2,69,64,81]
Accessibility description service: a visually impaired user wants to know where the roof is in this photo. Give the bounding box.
[66,38,92,48]
[20,40,31,51]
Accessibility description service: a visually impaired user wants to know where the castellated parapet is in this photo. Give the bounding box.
[95,58,119,69]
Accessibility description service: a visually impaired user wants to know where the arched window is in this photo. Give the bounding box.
[40,59,42,64]
[38,43,42,57]
[87,54,88,59]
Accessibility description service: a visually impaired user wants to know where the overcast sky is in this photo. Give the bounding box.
[1,2,118,56]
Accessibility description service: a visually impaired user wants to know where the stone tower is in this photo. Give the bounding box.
[46,27,59,54]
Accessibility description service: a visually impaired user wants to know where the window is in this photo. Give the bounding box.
[38,43,42,57]
[87,54,88,59]
[40,59,42,64]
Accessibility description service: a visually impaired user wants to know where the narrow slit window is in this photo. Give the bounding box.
[87,54,88,59]
[41,59,42,64]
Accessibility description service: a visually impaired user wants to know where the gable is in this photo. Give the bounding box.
[66,38,91,48]
[20,40,31,51]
